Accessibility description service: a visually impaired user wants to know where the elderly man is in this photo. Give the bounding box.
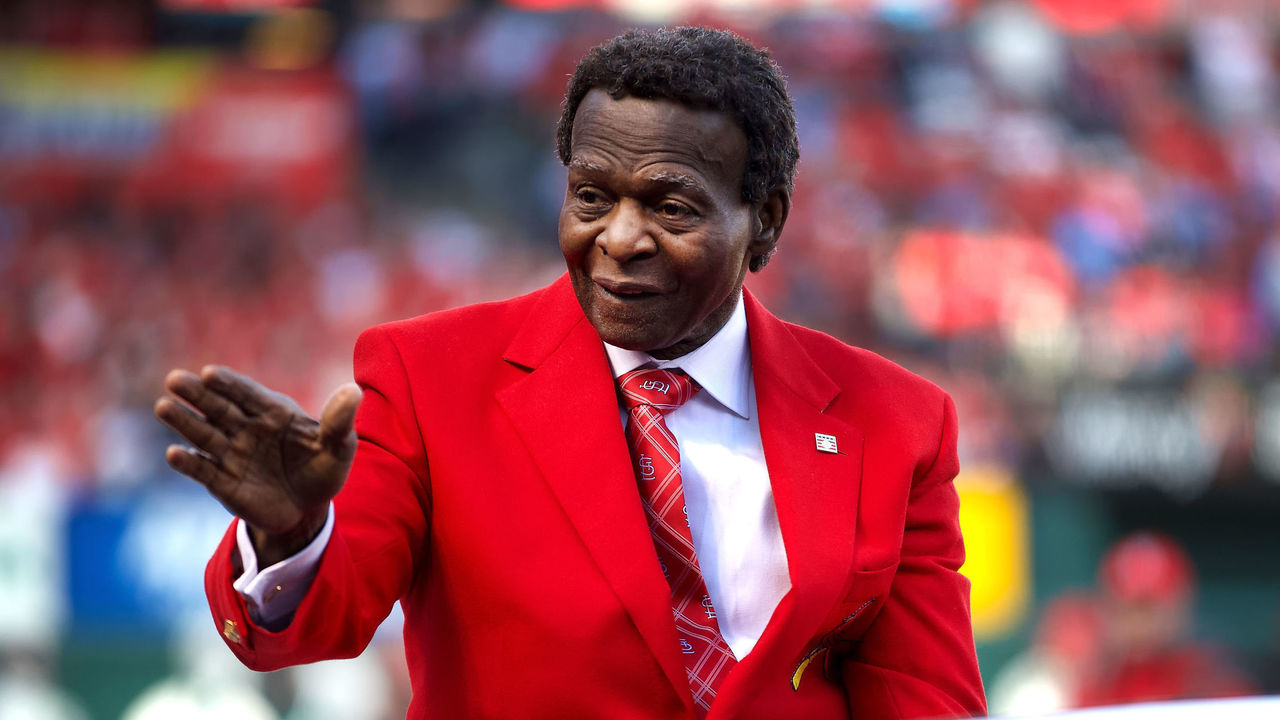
[155,26,985,719]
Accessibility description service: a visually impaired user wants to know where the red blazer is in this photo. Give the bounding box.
[206,275,986,719]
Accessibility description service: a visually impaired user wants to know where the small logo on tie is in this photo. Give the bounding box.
[639,379,670,394]
[702,595,717,619]
[815,433,838,454]
[680,638,695,655]
[638,455,656,480]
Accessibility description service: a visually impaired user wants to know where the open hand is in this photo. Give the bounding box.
[154,365,362,563]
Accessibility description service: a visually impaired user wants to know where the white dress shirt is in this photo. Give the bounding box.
[235,293,791,658]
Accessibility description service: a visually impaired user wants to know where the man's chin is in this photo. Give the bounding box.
[582,312,667,351]
[575,296,659,347]
[595,324,667,353]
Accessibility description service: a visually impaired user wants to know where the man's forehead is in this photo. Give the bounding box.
[573,89,739,136]
[568,90,747,188]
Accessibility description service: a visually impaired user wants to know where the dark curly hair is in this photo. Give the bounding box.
[555,26,799,271]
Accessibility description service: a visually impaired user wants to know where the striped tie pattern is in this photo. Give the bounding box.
[618,368,736,716]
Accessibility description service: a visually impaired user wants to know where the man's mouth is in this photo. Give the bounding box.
[594,277,663,300]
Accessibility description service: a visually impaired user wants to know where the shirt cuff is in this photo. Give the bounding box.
[232,503,334,630]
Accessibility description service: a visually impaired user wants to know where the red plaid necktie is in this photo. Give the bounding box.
[618,367,736,716]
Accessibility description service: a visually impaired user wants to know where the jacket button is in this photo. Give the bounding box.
[223,619,242,645]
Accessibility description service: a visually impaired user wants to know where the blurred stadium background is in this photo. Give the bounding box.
[2,0,1280,718]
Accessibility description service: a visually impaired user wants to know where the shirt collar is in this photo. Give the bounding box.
[602,293,752,419]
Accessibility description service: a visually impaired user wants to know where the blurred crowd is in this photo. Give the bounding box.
[2,0,1280,493]
[2,0,1280,717]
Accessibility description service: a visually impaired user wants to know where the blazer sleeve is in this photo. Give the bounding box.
[205,325,432,670]
[841,393,988,718]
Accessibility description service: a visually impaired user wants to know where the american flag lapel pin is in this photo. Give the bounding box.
[815,433,838,454]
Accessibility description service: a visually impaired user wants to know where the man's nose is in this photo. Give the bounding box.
[596,199,657,262]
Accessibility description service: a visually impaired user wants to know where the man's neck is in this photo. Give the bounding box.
[602,292,752,419]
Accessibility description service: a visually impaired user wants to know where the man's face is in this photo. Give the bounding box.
[559,90,770,359]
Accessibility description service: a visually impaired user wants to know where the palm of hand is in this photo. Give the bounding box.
[216,402,351,535]
[155,365,362,541]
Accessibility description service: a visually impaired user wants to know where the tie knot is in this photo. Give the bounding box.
[618,368,699,414]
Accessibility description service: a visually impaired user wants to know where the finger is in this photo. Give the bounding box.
[165,368,247,432]
[154,396,232,458]
[165,444,238,500]
[201,365,281,417]
[319,383,363,461]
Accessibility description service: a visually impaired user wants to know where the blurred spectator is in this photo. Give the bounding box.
[0,442,72,651]
[0,444,80,720]
[1076,532,1256,706]
[0,442,87,715]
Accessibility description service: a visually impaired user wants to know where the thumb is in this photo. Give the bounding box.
[319,383,362,460]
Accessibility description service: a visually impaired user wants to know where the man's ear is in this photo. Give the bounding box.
[749,187,791,272]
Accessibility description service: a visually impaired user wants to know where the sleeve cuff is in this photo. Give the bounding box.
[232,504,335,629]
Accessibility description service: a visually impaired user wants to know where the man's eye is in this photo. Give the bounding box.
[577,189,604,205]
[658,201,690,218]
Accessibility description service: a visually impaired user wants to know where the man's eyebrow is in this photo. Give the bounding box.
[567,160,708,194]
[644,171,706,193]
[567,159,608,173]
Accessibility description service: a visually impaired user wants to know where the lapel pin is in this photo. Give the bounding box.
[815,433,838,454]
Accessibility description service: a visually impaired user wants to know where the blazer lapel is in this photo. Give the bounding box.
[496,276,693,713]
[717,290,866,707]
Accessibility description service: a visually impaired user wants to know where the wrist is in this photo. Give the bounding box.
[248,507,328,567]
